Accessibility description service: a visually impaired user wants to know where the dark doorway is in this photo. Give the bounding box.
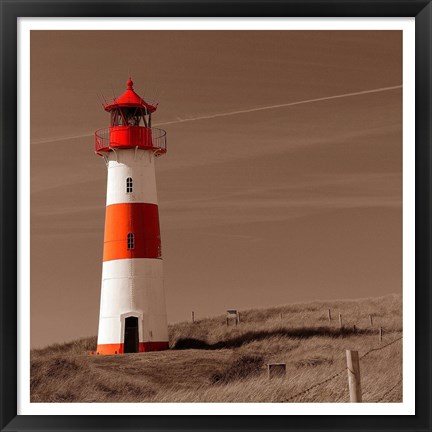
[124,317,139,353]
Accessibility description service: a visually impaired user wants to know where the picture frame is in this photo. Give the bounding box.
[1,1,431,431]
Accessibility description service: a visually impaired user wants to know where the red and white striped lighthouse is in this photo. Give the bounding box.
[94,78,169,355]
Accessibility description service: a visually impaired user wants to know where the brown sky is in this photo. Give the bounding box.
[30,30,402,348]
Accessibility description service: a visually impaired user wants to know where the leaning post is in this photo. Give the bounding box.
[346,350,362,402]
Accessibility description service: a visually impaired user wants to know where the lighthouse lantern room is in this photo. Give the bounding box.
[94,78,169,355]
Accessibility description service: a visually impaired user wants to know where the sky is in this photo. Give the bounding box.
[30,30,402,348]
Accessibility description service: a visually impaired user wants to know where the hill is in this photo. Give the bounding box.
[30,294,402,403]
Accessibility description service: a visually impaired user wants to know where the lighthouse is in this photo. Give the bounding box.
[94,78,169,355]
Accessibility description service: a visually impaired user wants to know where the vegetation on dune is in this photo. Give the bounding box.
[30,294,402,403]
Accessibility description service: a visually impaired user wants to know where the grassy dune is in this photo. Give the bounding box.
[30,294,402,403]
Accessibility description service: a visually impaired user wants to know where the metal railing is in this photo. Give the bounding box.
[94,126,167,154]
[150,128,167,154]
[94,128,110,152]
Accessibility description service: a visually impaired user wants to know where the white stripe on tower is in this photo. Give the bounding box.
[105,150,158,206]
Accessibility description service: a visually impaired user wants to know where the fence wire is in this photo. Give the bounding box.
[359,335,403,360]
[282,334,403,403]
[374,377,402,403]
[282,367,346,402]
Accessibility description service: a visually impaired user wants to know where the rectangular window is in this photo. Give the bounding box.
[126,177,133,193]
[127,233,135,250]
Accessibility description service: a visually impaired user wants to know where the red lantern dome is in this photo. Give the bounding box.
[94,78,166,156]
[103,78,158,113]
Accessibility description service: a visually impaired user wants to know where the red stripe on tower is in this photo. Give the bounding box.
[103,203,161,262]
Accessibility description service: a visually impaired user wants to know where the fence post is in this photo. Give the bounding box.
[339,314,343,328]
[191,311,195,323]
[237,312,240,325]
[369,314,373,326]
[328,309,332,321]
[379,327,383,343]
[280,312,283,320]
[346,350,362,402]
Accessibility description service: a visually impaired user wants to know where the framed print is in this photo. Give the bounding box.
[1,1,431,431]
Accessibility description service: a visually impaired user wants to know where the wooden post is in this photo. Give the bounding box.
[353,324,356,333]
[227,310,238,326]
[268,363,286,380]
[226,310,238,326]
[346,350,362,402]
[328,309,332,321]
[280,312,283,320]
[191,311,195,323]
[369,314,373,326]
[379,327,383,343]
[339,313,343,328]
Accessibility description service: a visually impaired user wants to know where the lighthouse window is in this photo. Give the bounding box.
[126,177,133,193]
[112,109,128,126]
[127,233,135,250]
[111,109,122,126]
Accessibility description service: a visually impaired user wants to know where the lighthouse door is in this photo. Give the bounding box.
[124,316,139,353]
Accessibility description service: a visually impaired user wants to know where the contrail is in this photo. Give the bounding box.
[32,85,402,144]
[32,133,95,145]
[155,85,402,126]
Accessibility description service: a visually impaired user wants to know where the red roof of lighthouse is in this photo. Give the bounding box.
[104,78,158,113]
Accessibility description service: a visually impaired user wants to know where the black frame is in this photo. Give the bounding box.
[1,1,431,431]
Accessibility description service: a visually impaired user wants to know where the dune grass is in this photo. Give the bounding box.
[30,293,402,402]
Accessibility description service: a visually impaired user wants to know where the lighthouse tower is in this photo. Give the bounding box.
[94,78,169,355]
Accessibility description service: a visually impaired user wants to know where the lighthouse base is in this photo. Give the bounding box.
[96,341,169,355]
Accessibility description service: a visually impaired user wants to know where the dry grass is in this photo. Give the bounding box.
[31,294,402,403]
